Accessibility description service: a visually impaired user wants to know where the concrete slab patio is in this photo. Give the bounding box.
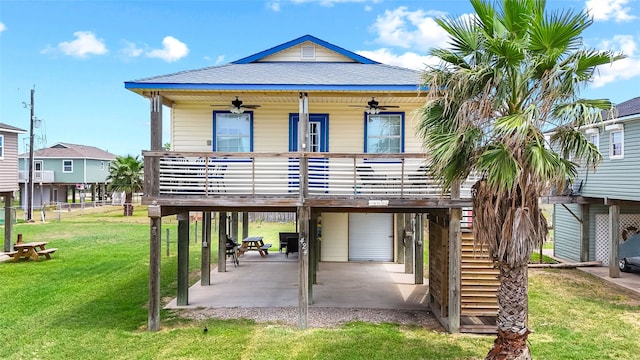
[166,251,430,311]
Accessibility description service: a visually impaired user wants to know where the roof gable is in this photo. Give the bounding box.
[19,142,117,160]
[232,35,379,64]
[0,122,27,134]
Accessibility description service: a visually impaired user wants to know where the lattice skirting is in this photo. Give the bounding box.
[595,214,640,265]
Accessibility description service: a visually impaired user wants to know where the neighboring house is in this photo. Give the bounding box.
[0,122,27,252]
[125,35,496,333]
[553,96,640,268]
[18,142,117,208]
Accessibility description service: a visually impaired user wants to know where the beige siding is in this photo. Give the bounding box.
[321,212,349,261]
[260,42,355,63]
[171,102,425,154]
[0,132,20,192]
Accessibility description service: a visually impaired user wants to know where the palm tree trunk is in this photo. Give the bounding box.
[486,265,531,360]
[123,192,134,216]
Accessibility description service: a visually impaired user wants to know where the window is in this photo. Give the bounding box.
[365,113,404,153]
[63,160,73,173]
[588,133,599,149]
[213,112,253,152]
[610,130,624,159]
[0,134,3,159]
[100,161,105,170]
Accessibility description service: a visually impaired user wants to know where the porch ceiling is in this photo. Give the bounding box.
[141,90,426,106]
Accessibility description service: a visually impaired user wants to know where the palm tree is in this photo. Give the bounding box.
[107,155,144,216]
[418,1,622,358]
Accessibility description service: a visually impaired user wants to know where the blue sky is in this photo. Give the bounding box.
[1,0,639,157]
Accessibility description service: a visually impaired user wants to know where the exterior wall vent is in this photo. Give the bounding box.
[301,46,316,60]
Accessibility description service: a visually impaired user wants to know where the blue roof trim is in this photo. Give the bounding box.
[231,34,379,65]
[125,82,424,91]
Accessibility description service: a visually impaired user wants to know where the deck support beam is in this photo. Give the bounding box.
[580,204,590,262]
[415,213,424,285]
[242,212,249,240]
[218,212,227,272]
[609,204,620,278]
[298,205,310,329]
[201,211,211,285]
[3,192,13,252]
[148,214,161,331]
[231,212,239,241]
[177,211,189,306]
[404,214,414,274]
[396,214,405,264]
[448,181,461,333]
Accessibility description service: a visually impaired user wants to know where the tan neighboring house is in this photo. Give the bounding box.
[125,35,498,333]
[1,122,27,252]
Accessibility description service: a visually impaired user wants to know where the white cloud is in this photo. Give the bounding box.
[0,22,6,33]
[146,36,189,62]
[592,35,640,87]
[214,55,226,65]
[291,0,367,7]
[370,7,451,52]
[51,31,108,58]
[120,40,144,58]
[586,0,637,22]
[357,48,438,71]
[267,1,281,11]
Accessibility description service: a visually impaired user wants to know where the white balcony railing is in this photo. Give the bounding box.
[18,170,55,183]
[144,151,479,200]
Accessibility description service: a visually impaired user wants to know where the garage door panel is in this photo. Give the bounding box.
[349,213,393,261]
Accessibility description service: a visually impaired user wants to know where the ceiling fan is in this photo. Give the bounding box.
[349,97,399,114]
[211,96,260,114]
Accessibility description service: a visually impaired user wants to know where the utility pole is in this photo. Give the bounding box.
[27,88,35,222]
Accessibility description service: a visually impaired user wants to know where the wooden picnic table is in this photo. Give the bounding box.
[238,236,272,257]
[9,242,57,262]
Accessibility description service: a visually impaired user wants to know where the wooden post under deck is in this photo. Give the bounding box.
[218,212,227,273]
[298,92,309,329]
[415,213,424,285]
[448,181,462,333]
[580,204,590,262]
[147,92,163,331]
[609,204,620,278]
[231,212,239,241]
[242,212,249,240]
[177,212,189,306]
[404,214,414,274]
[4,193,13,252]
[396,214,405,264]
[201,211,211,286]
[148,213,161,331]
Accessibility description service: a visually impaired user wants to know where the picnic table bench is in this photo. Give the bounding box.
[9,242,57,262]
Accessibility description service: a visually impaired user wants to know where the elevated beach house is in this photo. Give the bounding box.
[552,96,640,276]
[18,142,117,209]
[125,35,498,333]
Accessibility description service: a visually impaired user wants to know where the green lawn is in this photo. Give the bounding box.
[1,206,638,359]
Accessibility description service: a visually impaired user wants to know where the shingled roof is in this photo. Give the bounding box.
[0,122,27,134]
[612,96,640,119]
[125,35,421,93]
[19,143,117,160]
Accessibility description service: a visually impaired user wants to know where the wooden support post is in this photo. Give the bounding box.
[415,214,424,285]
[396,213,405,264]
[242,212,249,240]
[404,214,414,274]
[231,212,239,241]
[177,212,189,306]
[4,193,13,252]
[609,204,620,278]
[201,211,211,286]
[448,181,461,333]
[148,214,161,331]
[580,204,590,262]
[218,212,227,272]
[298,205,310,329]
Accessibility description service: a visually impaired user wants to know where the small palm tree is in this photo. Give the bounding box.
[418,1,622,358]
[107,155,144,216]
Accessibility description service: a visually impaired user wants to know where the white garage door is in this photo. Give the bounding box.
[349,213,393,261]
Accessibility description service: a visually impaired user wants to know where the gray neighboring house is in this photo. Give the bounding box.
[553,96,640,265]
[1,122,27,251]
[18,142,117,208]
